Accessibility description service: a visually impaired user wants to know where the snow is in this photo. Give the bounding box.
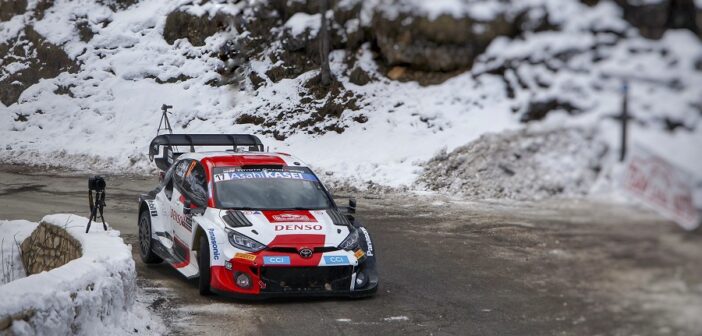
[0,214,165,335]
[373,0,508,21]
[0,220,38,285]
[284,12,321,37]
[383,315,409,322]
[0,0,700,202]
[418,128,607,200]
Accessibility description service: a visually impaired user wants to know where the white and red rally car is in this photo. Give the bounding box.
[137,134,378,298]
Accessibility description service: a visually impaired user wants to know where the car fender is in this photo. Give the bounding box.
[191,211,226,267]
[356,224,377,265]
[138,195,168,241]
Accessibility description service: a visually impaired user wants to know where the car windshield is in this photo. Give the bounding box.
[212,167,333,210]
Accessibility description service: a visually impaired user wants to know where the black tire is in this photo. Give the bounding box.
[138,210,163,264]
[198,234,212,296]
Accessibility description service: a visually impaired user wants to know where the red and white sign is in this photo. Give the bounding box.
[621,145,700,230]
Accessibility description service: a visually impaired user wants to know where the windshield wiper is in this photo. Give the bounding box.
[228,207,259,210]
[270,207,328,211]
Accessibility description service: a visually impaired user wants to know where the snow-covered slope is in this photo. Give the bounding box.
[0,0,700,198]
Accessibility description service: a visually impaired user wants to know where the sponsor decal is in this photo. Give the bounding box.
[324,256,349,265]
[272,213,313,222]
[213,169,317,183]
[354,249,365,260]
[146,200,158,216]
[235,252,257,262]
[170,209,192,231]
[359,227,374,256]
[263,256,290,265]
[274,224,323,231]
[207,228,220,261]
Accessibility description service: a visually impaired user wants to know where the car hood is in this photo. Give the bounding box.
[221,209,351,248]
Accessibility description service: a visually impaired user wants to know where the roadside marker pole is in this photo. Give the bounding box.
[620,80,629,162]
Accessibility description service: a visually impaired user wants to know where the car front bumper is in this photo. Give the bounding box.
[209,252,378,299]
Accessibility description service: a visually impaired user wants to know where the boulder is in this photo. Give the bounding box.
[0,0,26,21]
[371,2,519,72]
[163,10,230,46]
[613,0,700,39]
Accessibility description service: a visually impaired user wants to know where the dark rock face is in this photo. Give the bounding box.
[0,26,79,106]
[96,0,139,11]
[371,5,519,72]
[232,0,363,84]
[612,0,701,39]
[349,66,371,85]
[33,0,53,20]
[163,10,229,46]
[76,18,94,42]
[0,0,27,21]
[521,99,580,123]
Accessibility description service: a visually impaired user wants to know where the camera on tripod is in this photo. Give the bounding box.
[89,176,106,192]
[86,175,107,233]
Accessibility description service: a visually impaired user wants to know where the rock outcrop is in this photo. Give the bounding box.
[163,10,230,46]
[0,0,26,21]
[372,6,518,72]
[0,26,78,106]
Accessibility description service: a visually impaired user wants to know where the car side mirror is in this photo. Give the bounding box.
[183,199,192,215]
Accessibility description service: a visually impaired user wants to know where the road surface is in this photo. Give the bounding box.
[1,165,701,336]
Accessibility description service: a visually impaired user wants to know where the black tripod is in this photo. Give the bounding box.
[86,188,107,233]
[157,104,174,135]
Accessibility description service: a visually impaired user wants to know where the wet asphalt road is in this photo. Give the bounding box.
[1,165,702,336]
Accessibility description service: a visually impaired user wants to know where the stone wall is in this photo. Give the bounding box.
[20,222,82,275]
[0,215,138,335]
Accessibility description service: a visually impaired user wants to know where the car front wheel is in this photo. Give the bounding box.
[138,210,163,264]
[198,234,212,296]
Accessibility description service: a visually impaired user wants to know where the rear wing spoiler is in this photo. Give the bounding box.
[148,134,264,171]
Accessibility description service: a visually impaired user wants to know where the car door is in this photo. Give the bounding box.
[171,159,193,248]
[153,163,177,246]
[172,159,208,247]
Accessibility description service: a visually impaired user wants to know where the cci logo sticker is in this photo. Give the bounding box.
[324,256,349,265]
[263,256,290,265]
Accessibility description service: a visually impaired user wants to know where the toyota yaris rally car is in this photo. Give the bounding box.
[137,134,378,298]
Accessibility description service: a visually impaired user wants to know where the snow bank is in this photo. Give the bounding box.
[0,220,38,285]
[418,128,608,200]
[0,214,164,335]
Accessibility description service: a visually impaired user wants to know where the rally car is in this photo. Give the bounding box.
[137,134,378,298]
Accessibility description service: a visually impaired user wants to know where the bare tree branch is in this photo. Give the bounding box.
[319,0,332,86]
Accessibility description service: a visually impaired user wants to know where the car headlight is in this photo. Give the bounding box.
[338,228,360,251]
[228,230,266,252]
